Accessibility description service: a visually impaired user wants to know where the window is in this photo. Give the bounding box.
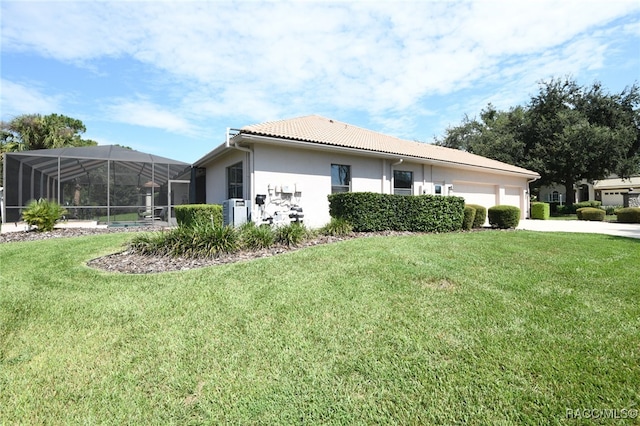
[331,164,351,193]
[227,162,243,199]
[434,184,443,195]
[393,170,413,195]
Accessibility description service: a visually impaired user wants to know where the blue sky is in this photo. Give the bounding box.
[2,1,639,164]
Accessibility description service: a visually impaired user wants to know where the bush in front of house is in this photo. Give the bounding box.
[465,204,487,228]
[175,204,223,227]
[239,221,275,249]
[488,205,521,229]
[578,207,605,221]
[328,192,464,233]
[320,217,353,236]
[602,205,623,216]
[129,220,238,258]
[615,207,640,223]
[274,222,308,247]
[557,200,601,215]
[21,198,68,232]
[530,202,550,220]
[462,206,476,230]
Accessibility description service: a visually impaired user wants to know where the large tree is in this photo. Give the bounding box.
[525,79,640,205]
[436,78,640,206]
[1,113,97,152]
[436,104,529,167]
[1,113,97,186]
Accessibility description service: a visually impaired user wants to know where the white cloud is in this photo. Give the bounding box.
[2,0,639,134]
[104,98,199,136]
[0,79,62,118]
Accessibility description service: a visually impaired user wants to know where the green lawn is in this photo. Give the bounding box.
[550,214,618,221]
[1,231,638,424]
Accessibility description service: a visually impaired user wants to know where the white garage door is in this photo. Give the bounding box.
[503,186,522,209]
[453,182,497,208]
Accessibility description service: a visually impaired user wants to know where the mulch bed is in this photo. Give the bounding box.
[2,226,499,274]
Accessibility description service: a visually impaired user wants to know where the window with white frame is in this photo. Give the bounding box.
[227,162,243,199]
[331,164,351,193]
[393,170,413,195]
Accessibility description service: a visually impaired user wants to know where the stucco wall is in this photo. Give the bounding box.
[252,145,388,227]
[204,150,248,204]
[202,143,534,228]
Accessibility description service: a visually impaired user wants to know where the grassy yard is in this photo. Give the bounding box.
[1,231,638,424]
[550,214,618,221]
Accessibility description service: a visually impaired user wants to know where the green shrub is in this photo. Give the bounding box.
[328,192,464,233]
[129,221,238,258]
[530,202,550,220]
[576,207,586,220]
[603,205,622,215]
[174,204,223,227]
[488,205,521,229]
[462,206,476,230]
[320,217,353,236]
[21,198,67,232]
[558,200,601,215]
[615,207,640,223]
[275,222,308,247]
[240,222,275,249]
[578,207,605,221]
[575,200,601,209]
[465,204,487,228]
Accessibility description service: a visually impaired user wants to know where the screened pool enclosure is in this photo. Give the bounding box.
[2,145,191,225]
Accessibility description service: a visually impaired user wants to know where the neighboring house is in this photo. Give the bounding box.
[594,176,640,206]
[193,115,540,228]
[538,175,640,207]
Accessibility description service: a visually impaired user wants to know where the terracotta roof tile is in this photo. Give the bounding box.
[242,115,539,177]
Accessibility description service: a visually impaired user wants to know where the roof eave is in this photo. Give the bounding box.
[239,132,540,179]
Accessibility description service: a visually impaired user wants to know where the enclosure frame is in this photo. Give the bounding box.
[2,145,190,226]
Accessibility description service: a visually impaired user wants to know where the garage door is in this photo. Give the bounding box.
[503,186,522,209]
[453,182,497,208]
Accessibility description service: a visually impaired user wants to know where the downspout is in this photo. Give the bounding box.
[526,176,540,218]
[230,134,254,220]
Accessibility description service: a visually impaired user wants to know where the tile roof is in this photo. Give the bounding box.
[593,176,640,189]
[241,115,539,177]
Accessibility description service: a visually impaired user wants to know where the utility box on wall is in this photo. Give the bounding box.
[223,198,250,227]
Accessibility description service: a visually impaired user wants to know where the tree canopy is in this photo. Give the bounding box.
[435,78,640,205]
[1,113,97,153]
[1,113,98,186]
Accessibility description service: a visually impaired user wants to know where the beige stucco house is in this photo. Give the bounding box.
[538,176,640,207]
[194,115,540,228]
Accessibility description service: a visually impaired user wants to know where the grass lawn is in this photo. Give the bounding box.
[550,214,618,221]
[1,231,639,424]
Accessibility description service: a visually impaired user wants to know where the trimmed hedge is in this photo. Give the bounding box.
[578,207,605,221]
[462,206,476,230]
[328,192,465,233]
[616,207,640,223]
[465,204,487,228]
[576,207,587,220]
[174,204,223,227]
[530,202,550,220]
[556,200,601,215]
[488,205,521,229]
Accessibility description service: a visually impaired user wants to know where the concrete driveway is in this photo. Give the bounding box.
[517,219,640,240]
